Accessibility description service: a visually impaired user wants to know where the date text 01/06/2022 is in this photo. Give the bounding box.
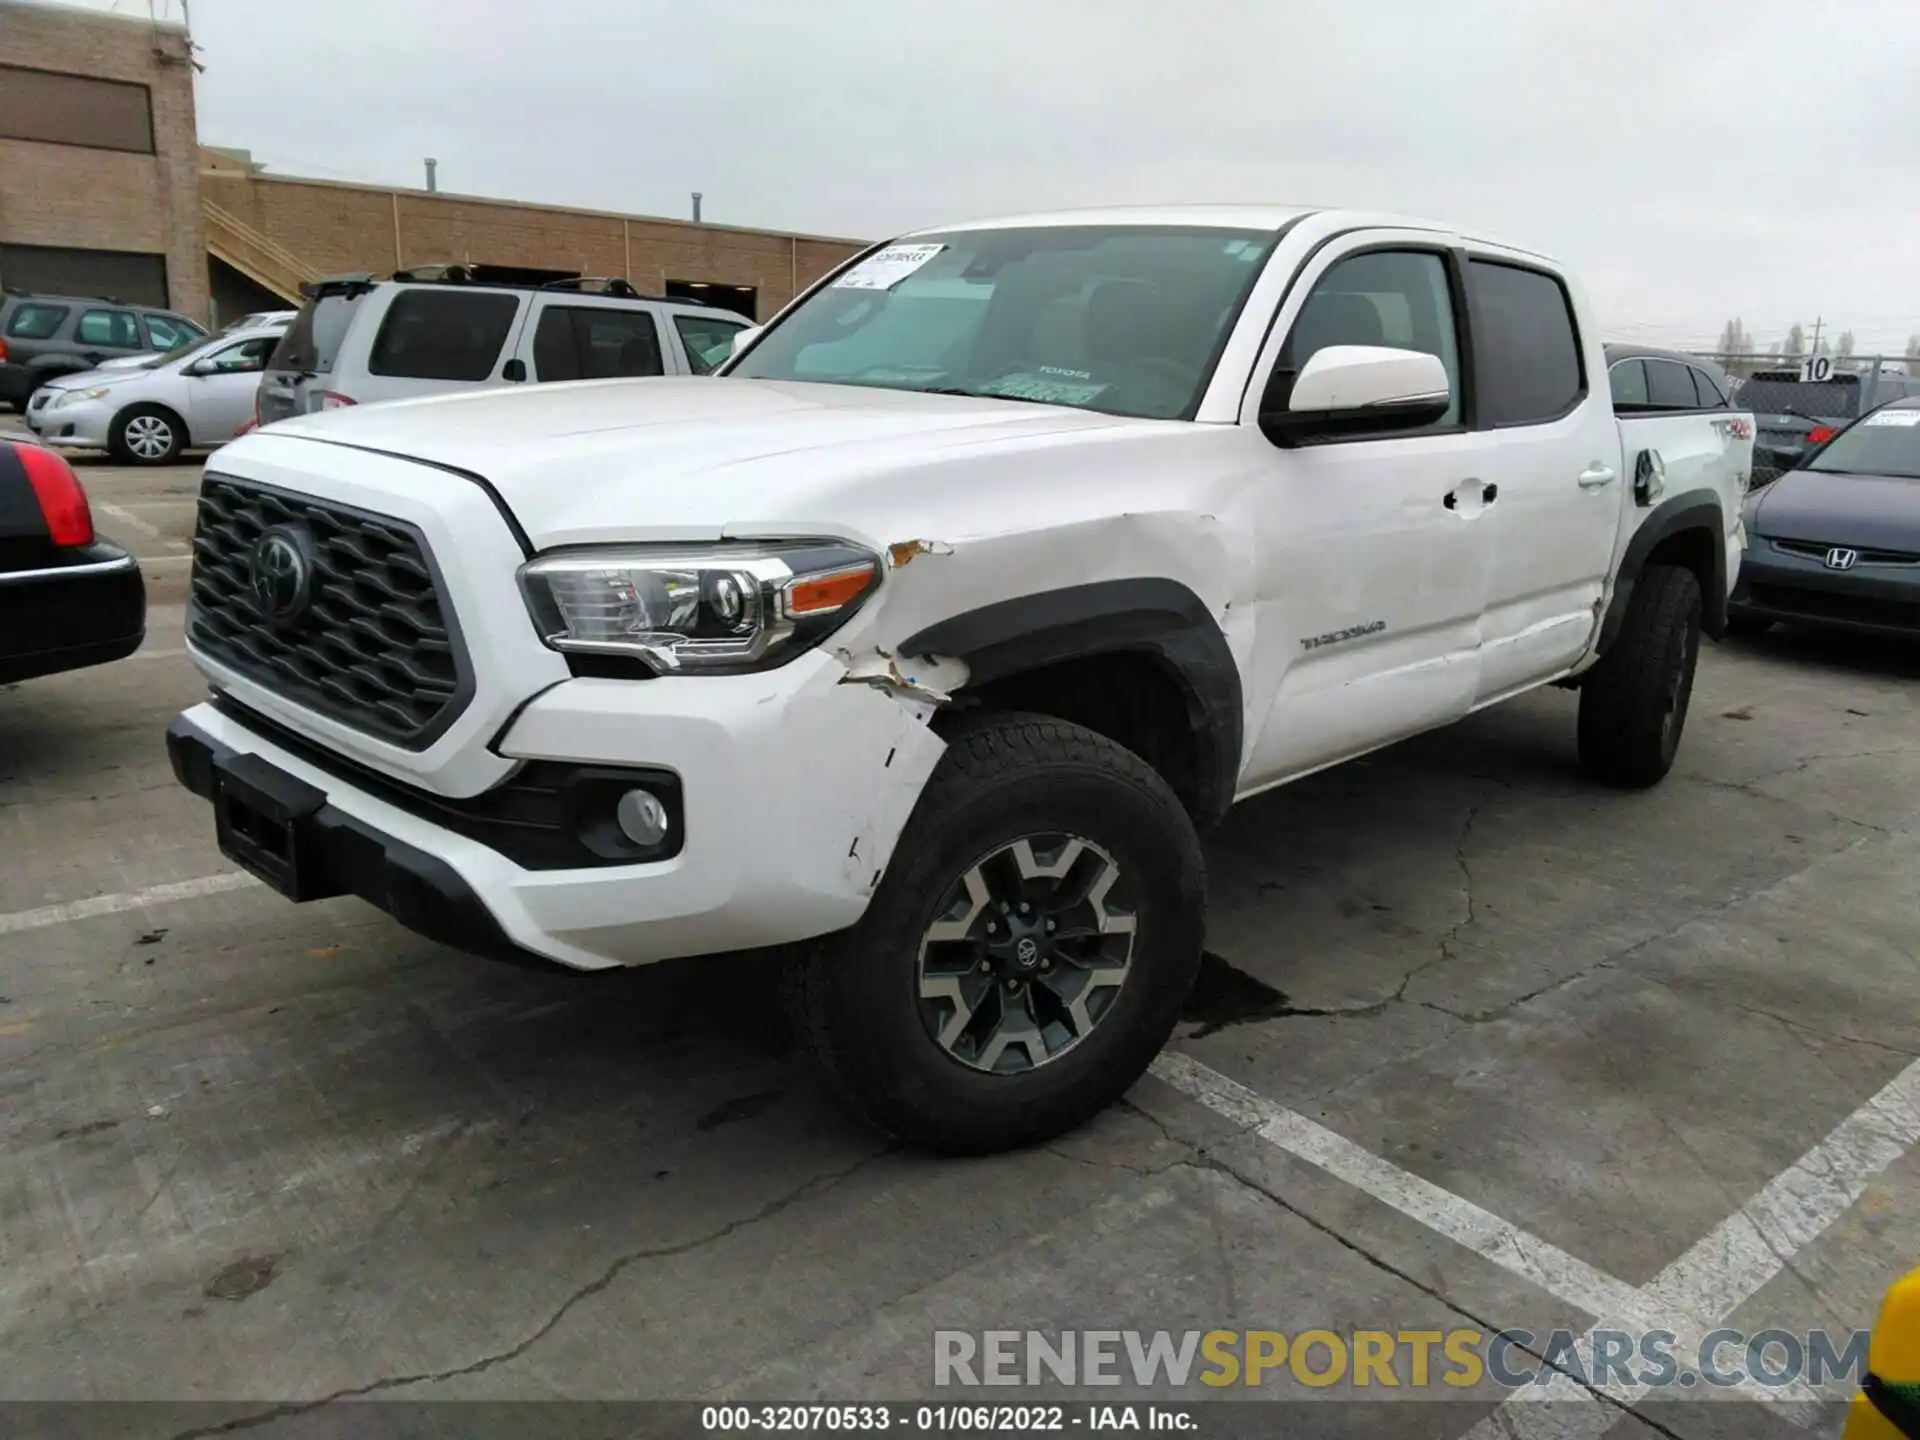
[699,1403,1198,1431]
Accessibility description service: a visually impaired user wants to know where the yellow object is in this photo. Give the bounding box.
[1845,1268,1920,1439]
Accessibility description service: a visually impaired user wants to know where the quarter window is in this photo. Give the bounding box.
[1280,249,1462,427]
[143,315,197,350]
[4,303,68,339]
[368,290,521,381]
[1466,260,1584,426]
[1690,367,1726,408]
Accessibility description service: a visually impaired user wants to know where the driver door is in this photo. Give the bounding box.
[1237,237,1495,788]
[183,336,274,442]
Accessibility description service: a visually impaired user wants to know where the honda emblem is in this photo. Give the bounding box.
[1825,547,1859,571]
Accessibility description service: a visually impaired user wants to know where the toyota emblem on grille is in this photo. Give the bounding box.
[1825,547,1859,571]
[251,524,316,624]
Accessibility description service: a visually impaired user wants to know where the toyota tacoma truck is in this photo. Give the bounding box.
[166,206,1753,1154]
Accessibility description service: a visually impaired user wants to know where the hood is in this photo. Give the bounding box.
[257,377,1173,546]
[1749,466,1920,552]
[40,365,150,393]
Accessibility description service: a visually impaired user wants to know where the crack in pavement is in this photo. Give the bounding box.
[166,1146,896,1438]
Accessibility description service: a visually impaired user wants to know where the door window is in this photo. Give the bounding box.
[1465,260,1584,426]
[1609,359,1649,408]
[367,290,520,380]
[673,314,747,375]
[531,306,665,380]
[76,309,141,348]
[204,337,275,373]
[1645,359,1699,410]
[1278,249,1462,426]
[1690,367,1727,408]
[5,303,68,339]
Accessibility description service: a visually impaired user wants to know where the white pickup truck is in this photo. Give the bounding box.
[167,206,1753,1154]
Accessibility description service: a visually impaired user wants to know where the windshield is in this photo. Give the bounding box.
[728,225,1279,420]
[1734,375,1863,421]
[1806,407,1920,478]
[139,334,228,370]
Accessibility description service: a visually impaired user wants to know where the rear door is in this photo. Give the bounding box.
[1468,256,1623,702]
[73,307,145,365]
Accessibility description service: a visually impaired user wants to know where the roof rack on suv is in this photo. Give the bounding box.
[388,262,582,289]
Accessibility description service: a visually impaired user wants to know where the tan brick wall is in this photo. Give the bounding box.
[200,171,868,322]
[0,0,207,320]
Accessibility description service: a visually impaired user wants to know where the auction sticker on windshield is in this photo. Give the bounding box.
[978,372,1110,405]
[1864,410,1920,426]
[833,244,946,291]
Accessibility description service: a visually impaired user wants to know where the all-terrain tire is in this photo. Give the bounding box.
[784,711,1205,1155]
[1577,564,1703,789]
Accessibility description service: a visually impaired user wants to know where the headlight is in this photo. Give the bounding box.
[519,542,879,674]
[56,387,109,408]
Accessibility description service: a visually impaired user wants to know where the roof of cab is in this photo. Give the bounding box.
[895,204,1557,264]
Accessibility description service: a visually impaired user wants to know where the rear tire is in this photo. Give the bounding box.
[784,712,1205,1155]
[1577,564,1703,789]
[109,404,185,465]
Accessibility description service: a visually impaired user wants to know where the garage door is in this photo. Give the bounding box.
[0,244,169,307]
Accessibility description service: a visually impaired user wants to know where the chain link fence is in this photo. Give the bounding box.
[1697,352,1920,484]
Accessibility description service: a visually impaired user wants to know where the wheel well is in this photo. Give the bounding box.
[941,651,1210,823]
[1644,524,1723,634]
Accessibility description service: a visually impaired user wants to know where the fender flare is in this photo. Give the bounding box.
[1596,487,1728,653]
[899,578,1243,826]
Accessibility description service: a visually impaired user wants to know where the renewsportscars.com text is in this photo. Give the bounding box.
[933,1327,1869,1393]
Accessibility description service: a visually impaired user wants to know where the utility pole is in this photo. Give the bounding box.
[1808,316,1824,355]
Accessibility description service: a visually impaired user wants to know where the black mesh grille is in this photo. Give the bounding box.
[188,476,470,748]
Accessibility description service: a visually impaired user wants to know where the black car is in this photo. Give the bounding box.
[1730,396,1920,637]
[0,291,208,411]
[0,440,146,683]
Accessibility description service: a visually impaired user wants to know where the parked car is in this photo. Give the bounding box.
[0,293,208,411]
[1605,344,1741,414]
[0,439,145,684]
[222,309,297,334]
[166,205,1750,1154]
[255,264,751,427]
[1734,365,1920,485]
[24,322,288,465]
[1729,395,1920,636]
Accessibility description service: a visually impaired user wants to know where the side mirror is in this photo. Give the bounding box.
[502,358,528,383]
[185,361,216,377]
[729,325,763,356]
[1261,345,1451,444]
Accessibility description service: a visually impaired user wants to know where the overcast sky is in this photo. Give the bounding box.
[73,0,1920,352]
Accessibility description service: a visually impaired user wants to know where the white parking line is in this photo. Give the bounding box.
[0,872,260,936]
[1153,1050,1920,1430]
[97,502,189,553]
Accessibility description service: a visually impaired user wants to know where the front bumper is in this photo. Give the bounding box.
[166,658,947,970]
[24,394,112,449]
[0,542,146,683]
[1730,538,1920,635]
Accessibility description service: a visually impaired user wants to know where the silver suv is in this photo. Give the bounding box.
[257,265,750,425]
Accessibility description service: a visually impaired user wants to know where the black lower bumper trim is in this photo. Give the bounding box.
[0,542,146,684]
[166,716,565,972]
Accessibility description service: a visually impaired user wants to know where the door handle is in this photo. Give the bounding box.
[1579,464,1617,488]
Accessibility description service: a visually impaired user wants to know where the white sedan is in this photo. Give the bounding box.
[24,322,285,465]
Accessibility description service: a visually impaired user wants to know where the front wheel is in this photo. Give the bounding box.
[1577,564,1703,789]
[109,405,185,465]
[784,712,1205,1154]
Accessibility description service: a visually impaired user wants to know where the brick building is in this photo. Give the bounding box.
[0,0,208,319]
[0,0,866,326]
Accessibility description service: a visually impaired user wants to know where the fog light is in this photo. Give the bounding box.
[615,788,671,847]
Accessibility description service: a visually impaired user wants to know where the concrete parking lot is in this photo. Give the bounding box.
[4,432,1918,1438]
